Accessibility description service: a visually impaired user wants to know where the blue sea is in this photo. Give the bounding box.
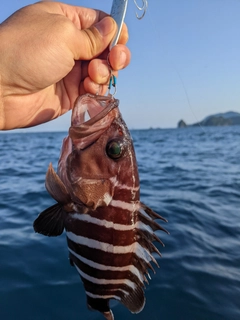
[0,126,240,320]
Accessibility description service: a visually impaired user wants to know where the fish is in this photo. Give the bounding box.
[33,94,168,320]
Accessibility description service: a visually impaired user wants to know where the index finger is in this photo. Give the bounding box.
[36,2,128,44]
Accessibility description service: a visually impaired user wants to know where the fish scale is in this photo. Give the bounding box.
[33,94,168,319]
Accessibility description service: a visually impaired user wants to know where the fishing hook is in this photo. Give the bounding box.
[107,72,117,97]
[109,0,148,49]
[108,0,148,94]
[134,0,148,19]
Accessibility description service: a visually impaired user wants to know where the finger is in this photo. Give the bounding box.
[35,2,108,29]
[88,59,109,85]
[117,24,129,45]
[71,16,117,60]
[84,24,129,61]
[86,24,129,61]
[88,59,118,85]
[83,77,108,95]
[62,60,82,104]
[81,61,90,82]
[56,4,129,43]
[62,6,108,30]
[87,45,130,83]
[108,44,131,71]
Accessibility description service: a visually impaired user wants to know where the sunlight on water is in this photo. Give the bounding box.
[0,126,240,320]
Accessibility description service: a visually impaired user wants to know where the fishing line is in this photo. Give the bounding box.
[147,5,206,133]
[140,5,206,228]
[173,67,206,133]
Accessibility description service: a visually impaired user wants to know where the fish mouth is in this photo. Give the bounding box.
[57,94,120,193]
[71,94,119,127]
[69,94,119,149]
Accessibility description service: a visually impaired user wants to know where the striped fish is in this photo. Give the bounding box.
[33,94,168,320]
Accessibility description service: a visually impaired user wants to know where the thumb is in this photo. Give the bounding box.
[73,16,117,60]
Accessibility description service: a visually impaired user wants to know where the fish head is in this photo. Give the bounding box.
[57,94,139,210]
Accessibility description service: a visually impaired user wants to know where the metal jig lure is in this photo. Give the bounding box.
[108,0,148,95]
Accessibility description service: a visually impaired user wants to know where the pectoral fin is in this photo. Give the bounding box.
[33,203,65,236]
[45,163,70,204]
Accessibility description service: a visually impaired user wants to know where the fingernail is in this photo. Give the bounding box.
[98,63,109,80]
[95,17,115,36]
[118,50,127,69]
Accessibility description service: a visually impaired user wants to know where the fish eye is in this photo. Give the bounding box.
[106,140,123,159]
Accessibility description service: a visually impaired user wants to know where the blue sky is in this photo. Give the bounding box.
[1,0,240,131]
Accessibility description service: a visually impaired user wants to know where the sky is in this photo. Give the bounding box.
[1,0,240,131]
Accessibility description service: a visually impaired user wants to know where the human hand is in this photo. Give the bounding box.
[0,1,130,130]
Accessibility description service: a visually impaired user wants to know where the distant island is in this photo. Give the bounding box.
[177,111,240,128]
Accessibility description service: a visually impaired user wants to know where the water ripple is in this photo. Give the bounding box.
[0,127,240,320]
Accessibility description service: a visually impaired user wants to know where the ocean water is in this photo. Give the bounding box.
[0,126,240,320]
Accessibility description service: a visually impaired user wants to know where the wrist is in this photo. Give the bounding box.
[0,27,5,129]
[0,74,4,130]
[0,24,13,130]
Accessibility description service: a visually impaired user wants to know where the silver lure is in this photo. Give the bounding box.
[109,0,148,50]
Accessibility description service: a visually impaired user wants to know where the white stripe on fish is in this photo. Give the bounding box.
[70,212,153,233]
[74,264,135,290]
[86,290,122,301]
[110,176,140,191]
[66,231,154,264]
[110,199,139,212]
[68,247,144,283]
